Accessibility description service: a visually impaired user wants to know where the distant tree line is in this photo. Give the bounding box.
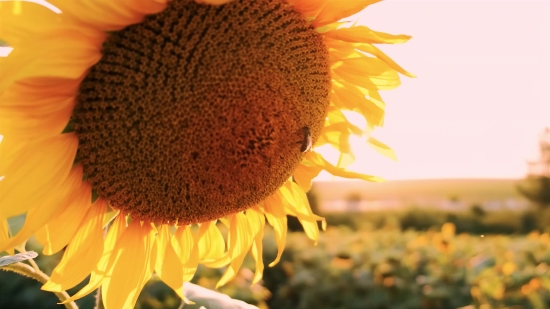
[517,128,550,207]
[516,127,550,229]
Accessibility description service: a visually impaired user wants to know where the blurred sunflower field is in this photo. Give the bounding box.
[3,220,550,309]
[261,225,550,309]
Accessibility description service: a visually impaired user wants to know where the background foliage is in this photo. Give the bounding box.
[3,203,550,309]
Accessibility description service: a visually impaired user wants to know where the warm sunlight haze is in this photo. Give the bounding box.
[317,0,550,181]
[1,0,548,181]
[2,1,550,309]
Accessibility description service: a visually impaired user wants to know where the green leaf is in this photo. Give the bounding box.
[0,251,38,267]
[182,282,258,309]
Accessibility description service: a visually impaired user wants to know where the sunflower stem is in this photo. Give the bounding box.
[27,257,40,272]
[177,298,186,309]
[2,262,78,309]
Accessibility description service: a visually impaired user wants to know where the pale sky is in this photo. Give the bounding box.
[1,0,549,180]
[317,0,550,181]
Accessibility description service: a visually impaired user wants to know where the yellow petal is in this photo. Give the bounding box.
[197,221,226,262]
[291,0,331,18]
[317,123,355,157]
[278,182,322,222]
[219,217,231,227]
[34,181,92,255]
[251,237,263,284]
[102,221,157,309]
[280,182,321,242]
[0,166,83,253]
[367,136,398,161]
[325,107,364,135]
[0,89,75,139]
[314,0,381,28]
[332,57,401,91]
[3,77,83,98]
[306,151,384,182]
[330,81,385,127]
[227,213,253,260]
[262,198,288,267]
[216,209,266,285]
[0,29,104,94]
[172,225,199,282]
[247,208,265,284]
[324,26,412,44]
[247,207,265,238]
[42,200,106,292]
[102,204,120,228]
[354,43,416,78]
[324,37,356,58]
[216,253,246,289]
[155,225,185,299]
[316,21,348,34]
[61,214,126,303]
[0,0,67,48]
[0,133,78,220]
[324,36,415,78]
[324,105,365,143]
[48,0,167,31]
[365,88,386,111]
[11,0,21,14]
[216,213,252,288]
[293,161,323,192]
[0,219,14,255]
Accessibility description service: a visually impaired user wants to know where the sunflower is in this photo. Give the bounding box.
[0,0,413,307]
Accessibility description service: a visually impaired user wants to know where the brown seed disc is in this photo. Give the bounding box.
[73,0,331,225]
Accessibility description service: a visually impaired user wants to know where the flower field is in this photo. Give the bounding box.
[2,223,550,309]
[258,225,550,309]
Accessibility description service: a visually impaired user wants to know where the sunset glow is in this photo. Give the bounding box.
[2,0,548,181]
[317,0,550,181]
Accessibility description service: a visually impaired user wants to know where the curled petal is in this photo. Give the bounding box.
[102,221,157,309]
[248,208,266,284]
[197,221,226,262]
[324,26,412,45]
[0,29,104,93]
[34,181,92,255]
[314,0,382,28]
[262,198,288,267]
[60,214,126,303]
[42,199,106,292]
[173,225,199,282]
[155,225,186,300]
[216,213,253,288]
[0,165,83,253]
[48,0,168,31]
[306,151,384,182]
[0,134,78,220]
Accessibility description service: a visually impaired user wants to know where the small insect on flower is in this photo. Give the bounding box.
[301,126,313,153]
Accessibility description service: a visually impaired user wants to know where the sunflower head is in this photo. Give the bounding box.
[0,0,413,308]
[73,0,332,225]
